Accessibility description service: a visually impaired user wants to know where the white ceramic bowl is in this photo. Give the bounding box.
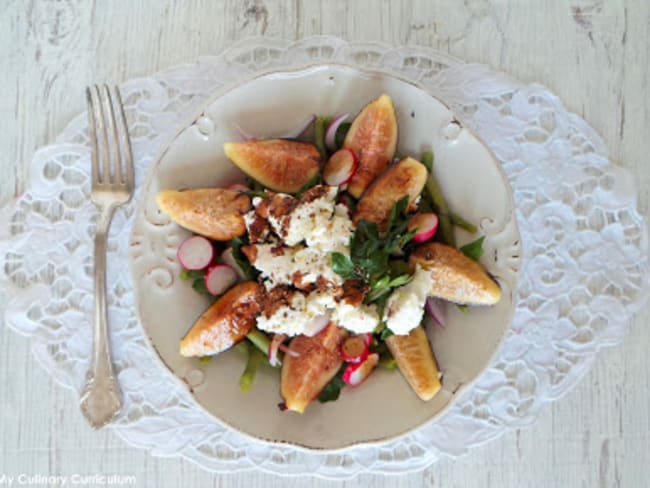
[129,64,520,451]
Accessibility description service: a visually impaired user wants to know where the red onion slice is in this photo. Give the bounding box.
[325,113,349,151]
[425,296,447,328]
[278,343,300,358]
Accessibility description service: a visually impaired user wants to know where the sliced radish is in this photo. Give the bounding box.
[340,335,370,363]
[323,148,358,186]
[278,343,300,358]
[268,333,287,367]
[204,263,238,296]
[325,113,349,151]
[342,353,379,387]
[227,183,250,193]
[177,235,214,270]
[408,213,439,243]
[425,296,447,328]
[303,313,331,337]
[219,247,247,280]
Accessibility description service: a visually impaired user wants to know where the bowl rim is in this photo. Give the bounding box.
[128,61,521,453]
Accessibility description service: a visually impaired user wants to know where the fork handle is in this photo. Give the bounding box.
[92,205,117,376]
[80,204,122,428]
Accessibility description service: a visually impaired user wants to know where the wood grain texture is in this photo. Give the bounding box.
[1,0,649,486]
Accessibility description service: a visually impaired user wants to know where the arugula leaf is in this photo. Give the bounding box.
[191,277,212,297]
[331,196,417,307]
[318,366,346,403]
[331,252,357,279]
[335,122,352,148]
[379,328,394,340]
[230,236,259,280]
[460,236,486,261]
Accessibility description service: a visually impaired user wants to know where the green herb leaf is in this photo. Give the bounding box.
[335,121,352,148]
[191,278,212,297]
[379,328,394,340]
[460,236,486,261]
[456,304,470,313]
[318,366,346,403]
[331,252,357,280]
[231,236,259,280]
[198,356,212,364]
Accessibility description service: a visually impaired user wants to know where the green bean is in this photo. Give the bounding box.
[450,212,478,234]
[425,176,455,247]
[246,329,270,355]
[314,117,331,161]
[239,345,263,392]
[420,151,434,173]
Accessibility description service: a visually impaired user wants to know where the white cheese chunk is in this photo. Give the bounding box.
[383,265,433,335]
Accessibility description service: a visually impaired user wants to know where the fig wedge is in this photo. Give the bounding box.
[157,188,250,241]
[281,323,348,413]
[224,139,320,193]
[353,157,428,230]
[344,94,398,198]
[409,242,501,305]
[386,325,441,401]
[180,281,262,357]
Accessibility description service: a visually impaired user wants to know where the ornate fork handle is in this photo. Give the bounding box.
[80,203,121,428]
[79,84,132,429]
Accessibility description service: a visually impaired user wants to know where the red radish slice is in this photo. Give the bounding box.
[325,113,349,151]
[323,148,358,186]
[219,247,246,280]
[268,333,287,367]
[425,296,447,328]
[408,213,439,243]
[204,263,238,296]
[342,353,379,387]
[278,343,300,358]
[340,335,370,363]
[362,333,373,346]
[177,235,214,270]
[303,313,331,337]
[227,183,250,193]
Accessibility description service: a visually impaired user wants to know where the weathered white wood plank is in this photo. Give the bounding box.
[1,1,648,487]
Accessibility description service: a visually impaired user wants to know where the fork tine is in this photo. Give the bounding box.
[86,87,100,185]
[91,85,112,184]
[112,86,134,190]
[101,84,121,185]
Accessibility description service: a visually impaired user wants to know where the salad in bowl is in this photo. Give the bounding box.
[156,94,501,414]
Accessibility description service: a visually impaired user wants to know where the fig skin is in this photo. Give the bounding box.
[179,281,262,357]
[224,139,320,194]
[409,242,501,305]
[280,324,348,413]
[157,188,250,241]
[353,157,428,231]
[385,326,441,401]
[344,94,398,198]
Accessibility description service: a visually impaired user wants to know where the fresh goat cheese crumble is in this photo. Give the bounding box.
[246,185,428,336]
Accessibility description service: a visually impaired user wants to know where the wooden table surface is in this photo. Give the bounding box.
[1,1,649,487]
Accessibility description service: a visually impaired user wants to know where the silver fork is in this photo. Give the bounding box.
[79,85,133,429]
